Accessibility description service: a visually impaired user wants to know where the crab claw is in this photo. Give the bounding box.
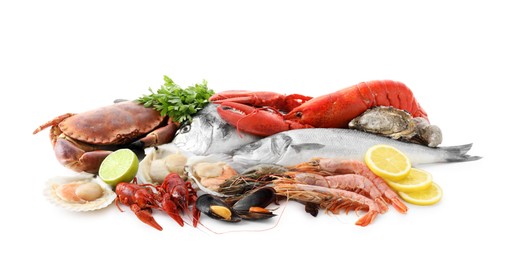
[130,204,163,231]
[217,101,312,137]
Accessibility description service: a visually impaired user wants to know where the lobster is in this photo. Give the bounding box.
[115,178,163,231]
[210,80,428,137]
[157,173,200,227]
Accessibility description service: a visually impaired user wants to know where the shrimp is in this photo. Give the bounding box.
[286,171,388,213]
[291,158,408,213]
[274,179,380,227]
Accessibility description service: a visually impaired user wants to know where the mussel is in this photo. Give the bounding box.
[232,186,277,220]
[196,194,242,222]
[196,187,277,222]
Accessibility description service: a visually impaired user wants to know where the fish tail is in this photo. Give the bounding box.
[442,143,482,162]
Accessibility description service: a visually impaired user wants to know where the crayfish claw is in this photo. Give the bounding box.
[131,204,163,231]
[161,196,184,227]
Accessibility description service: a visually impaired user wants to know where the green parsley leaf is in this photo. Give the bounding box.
[137,75,215,123]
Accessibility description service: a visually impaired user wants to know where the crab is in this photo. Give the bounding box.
[33,101,178,173]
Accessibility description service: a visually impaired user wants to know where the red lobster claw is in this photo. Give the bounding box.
[210,91,312,112]
[216,102,313,137]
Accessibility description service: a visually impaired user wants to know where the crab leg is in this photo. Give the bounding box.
[54,137,112,173]
[131,119,179,148]
[33,113,75,135]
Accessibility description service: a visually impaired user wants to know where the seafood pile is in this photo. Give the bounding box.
[34,78,481,230]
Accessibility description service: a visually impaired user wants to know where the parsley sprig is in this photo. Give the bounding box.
[137,75,215,123]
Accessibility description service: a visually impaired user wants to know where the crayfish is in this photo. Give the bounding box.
[115,174,200,231]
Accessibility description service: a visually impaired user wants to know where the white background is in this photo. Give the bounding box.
[1,0,505,259]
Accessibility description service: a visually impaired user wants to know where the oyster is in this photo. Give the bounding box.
[44,174,116,212]
[139,144,189,184]
[185,154,239,197]
[348,106,442,147]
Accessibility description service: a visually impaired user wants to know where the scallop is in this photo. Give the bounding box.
[44,174,116,212]
[139,144,190,184]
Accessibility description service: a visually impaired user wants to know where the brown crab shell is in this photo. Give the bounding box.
[59,101,164,145]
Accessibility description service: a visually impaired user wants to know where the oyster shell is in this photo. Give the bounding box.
[185,154,238,197]
[44,174,116,212]
[139,144,189,184]
[349,106,442,147]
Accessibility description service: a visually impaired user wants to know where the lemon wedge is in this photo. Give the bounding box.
[364,144,411,181]
[99,149,139,187]
[385,168,433,192]
[398,182,443,206]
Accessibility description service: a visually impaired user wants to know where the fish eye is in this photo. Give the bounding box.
[295,111,303,118]
[179,124,191,133]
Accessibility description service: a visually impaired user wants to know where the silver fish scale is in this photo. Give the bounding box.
[230,128,479,171]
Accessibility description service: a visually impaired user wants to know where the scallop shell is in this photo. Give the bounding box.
[44,173,116,212]
[138,144,190,185]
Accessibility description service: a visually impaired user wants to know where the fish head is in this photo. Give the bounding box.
[173,104,258,155]
[172,105,219,155]
[173,117,212,155]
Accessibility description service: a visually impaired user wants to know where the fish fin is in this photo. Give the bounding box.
[290,143,326,153]
[441,143,482,162]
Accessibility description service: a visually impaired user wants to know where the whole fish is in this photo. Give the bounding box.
[172,104,260,155]
[229,128,481,171]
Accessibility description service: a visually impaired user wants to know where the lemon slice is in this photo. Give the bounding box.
[385,168,433,192]
[99,149,139,187]
[364,144,411,181]
[398,182,443,206]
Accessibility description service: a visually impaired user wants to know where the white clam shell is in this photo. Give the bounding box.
[44,173,116,212]
[138,143,190,185]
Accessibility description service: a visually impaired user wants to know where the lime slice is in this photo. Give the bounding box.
[364,144,411,181]
[99,149,139,187]
[385,168,433,192]
[398,182,443,206]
